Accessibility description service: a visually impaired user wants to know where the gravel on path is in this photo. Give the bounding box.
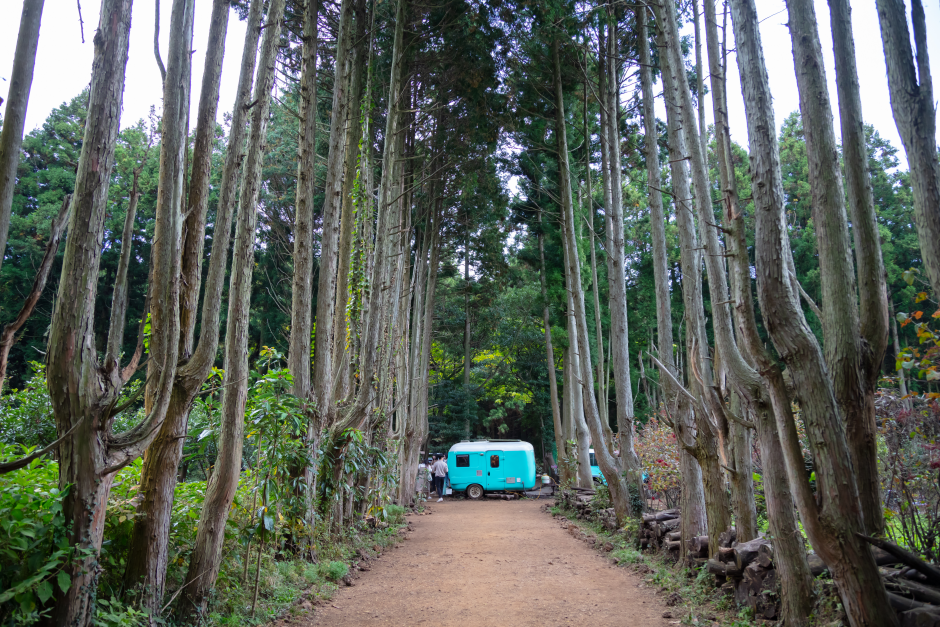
[300,497,674,627]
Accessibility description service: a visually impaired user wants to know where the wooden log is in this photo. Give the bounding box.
[707,559,727,577]
[887,591,928,613]
[690,535,709,558]
[900,607,940,627]
[661,517,681,531]
[734,538,772,572]
[718,527,737,548]
[884,577,940,606]
[666,540,680,551]
[718,547,736,564]
[666,531,681,542]
[733,579,750,606]
[725,562,743,578]
[808,553,828,577]
[808,546,901,577]
[858,533,940,587]
[642,509,680,523]
[903,568,930,583]
[757,543,774,569]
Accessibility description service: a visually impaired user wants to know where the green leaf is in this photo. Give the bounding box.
[57,571,71,594]
[36,580,53,604]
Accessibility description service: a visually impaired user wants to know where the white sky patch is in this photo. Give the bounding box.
[1,1,249,132]
[650,0,940,170]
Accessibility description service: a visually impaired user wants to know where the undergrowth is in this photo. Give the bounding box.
[0,445,408,627]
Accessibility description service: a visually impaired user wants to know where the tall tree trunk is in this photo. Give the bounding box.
[0,0,44,275]
[730,0,898,623]
[319,0,409,507]
[636,0,677,490]
[828,0,890,535]
[656,12,720,552]
[875,0,940,298]
[312,0,356,430]
[539,209,565,476]
[600,10,638,475]
[289,0,319,400]
[554,38,632,518]
[564,264,594,490]
[698,0,760,544]
[463,227,472,435]
[890,299,912,411]
[786,0,882,535]
[332,0,368,401]
[123,0,233,610]
[582,56,605,430]
[175,1,285,620]
[697,3,814,619]
[47,0,189,621]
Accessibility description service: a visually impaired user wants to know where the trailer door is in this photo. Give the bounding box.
[485,450,506,490]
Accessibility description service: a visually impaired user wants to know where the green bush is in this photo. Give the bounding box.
[386,504,406,524]
[319,561,348,582]
[0,447,71,626]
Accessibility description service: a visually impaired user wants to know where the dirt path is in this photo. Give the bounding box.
[302,498,673,627]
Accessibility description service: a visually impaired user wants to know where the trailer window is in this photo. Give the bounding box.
[456,454,470,467]
[490,455,500,468]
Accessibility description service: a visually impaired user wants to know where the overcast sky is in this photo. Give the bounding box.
[1,1,938,171]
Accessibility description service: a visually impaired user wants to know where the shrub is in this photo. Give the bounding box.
[0,447,70,626]
[319,561,348,582]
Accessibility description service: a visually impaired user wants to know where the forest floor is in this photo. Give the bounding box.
[291,497,675,627]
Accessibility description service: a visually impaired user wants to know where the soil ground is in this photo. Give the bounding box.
[301,497,674,626]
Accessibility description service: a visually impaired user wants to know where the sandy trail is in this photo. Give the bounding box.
[303,497,672,627]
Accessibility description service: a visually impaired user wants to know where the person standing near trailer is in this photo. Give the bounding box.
[432,454,449,502]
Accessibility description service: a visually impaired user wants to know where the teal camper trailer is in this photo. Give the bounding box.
[448,440,536,499]
[589,448,607,485]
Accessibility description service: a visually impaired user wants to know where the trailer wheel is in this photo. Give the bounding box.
[466,484,484,500]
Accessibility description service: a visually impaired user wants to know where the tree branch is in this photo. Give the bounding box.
[0,195,71,386]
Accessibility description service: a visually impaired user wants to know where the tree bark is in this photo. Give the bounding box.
[332,0,368,401]
[175,0,285,620]
[0,193,70,385]
[289,0,319,400]
[178,0,230,357]
[47,0,188,621]
[875,0,940,298]
[787,0,885,536]
[123,0,239,611]
[554,38,632,518]
[0,0,44,276]
[731,0,898,623]
[539,209,565,476]
[827,0,890,536]
[656,8,725,553]
[600,10,638,475]
[312,0,355,430]
[650,9,708,552]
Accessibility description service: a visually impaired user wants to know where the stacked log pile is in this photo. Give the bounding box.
[556,488,619,531]
[639,511,940,623]
[639,509,679,551]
